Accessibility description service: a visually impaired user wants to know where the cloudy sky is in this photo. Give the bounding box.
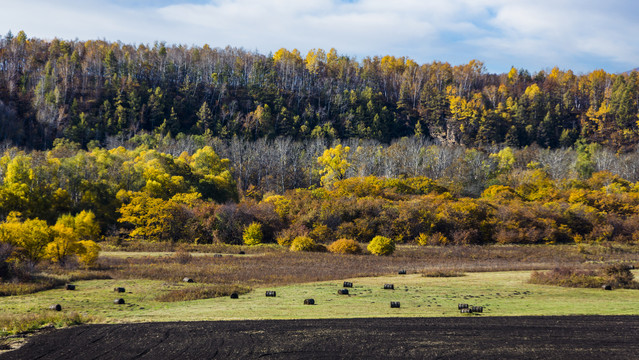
[2,0,637,74]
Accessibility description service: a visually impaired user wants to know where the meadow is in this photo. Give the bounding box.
[2,242,639,338]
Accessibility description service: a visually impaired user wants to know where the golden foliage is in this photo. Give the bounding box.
[327,238,362,254]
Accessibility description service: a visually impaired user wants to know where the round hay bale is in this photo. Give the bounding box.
[114,298,125,305]
[304,298,315,305]
[343,281,353,288]
[337,289,349,295]
[265,291,277,297]
[384,284,394,290]
[65,284,76,291]
[390,301,400,308]
[460,308,472,314]
[471,306,483,313]
[458,303,469,310]
[182,277,194,283]
[398,270,406,275]
[230,292,239,299]
[49,304,62,311]
[213,254,222,258]
[114,287,125,293]
[602,284,612,290]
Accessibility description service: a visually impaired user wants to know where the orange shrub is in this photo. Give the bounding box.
[327,238,362,254]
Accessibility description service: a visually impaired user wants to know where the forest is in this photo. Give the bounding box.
[2,31,639,271]
[0,31,638,150]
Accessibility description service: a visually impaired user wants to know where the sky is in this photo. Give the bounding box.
[1,0,638,74]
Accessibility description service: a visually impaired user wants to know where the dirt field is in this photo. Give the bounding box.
[3,316,639,359]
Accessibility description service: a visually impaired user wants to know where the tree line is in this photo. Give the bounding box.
[0,138,638,245]
[1,31,638,150]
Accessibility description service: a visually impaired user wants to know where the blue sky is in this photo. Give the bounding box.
[2,0,638,74]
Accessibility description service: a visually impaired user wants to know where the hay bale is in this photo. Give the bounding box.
[230,292,239,299]
[602,284,612,290]
[213,254,222,258]
[337,289,349,295]
[304,298,315,305]
[398,270,406,275]
[182,277,194,283]
[390,301,400,308]
[114,287,125,293]
[114,298,125,305]
[458,303,469,310]
[265,291,277,297]
[471,306,483,313]
[65,284,75,291]
[49,304,62,311]
[460,308,472,314]
[343,281,353,288]
[384,284,394,290]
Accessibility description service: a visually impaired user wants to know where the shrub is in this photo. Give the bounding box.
[275,223,308,247]
[327,238,362,254]
[367,236,395,256]
[604,263,635,287]
[416,232,448,246]
[416,233,429,246]
[290,236,316,252]
[243,222,263,246]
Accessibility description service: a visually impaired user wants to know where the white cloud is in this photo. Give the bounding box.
[0,0,637,73]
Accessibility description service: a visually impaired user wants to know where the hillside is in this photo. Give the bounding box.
[0,31,638,150]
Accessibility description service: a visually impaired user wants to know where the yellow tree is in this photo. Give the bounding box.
[46,223,78,265]
[0,213,53,266]
[75,240,101,268]
[56,210,101,240]
[318,144,351,188]
[118,191,201,241]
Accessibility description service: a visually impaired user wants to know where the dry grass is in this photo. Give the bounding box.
[156,284,251,302]
[529,264,639,289]
[100,240,284,255]
[422,269,466,277]
[0,280,62,297]
[94,243,639,288]
[0,268,111,297]
[0,312,98,336]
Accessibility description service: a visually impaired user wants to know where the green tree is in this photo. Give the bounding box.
[195,101,213,133]
[575,140,596,179]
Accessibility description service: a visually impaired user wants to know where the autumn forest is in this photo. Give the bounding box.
[2,31,639,268]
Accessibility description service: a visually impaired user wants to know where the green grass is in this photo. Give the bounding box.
[2,271,639,326]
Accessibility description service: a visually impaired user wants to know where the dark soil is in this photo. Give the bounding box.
[3,316,639,359]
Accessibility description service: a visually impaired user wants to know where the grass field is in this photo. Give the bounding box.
[2,271,638,328]
[3,243,639,338]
